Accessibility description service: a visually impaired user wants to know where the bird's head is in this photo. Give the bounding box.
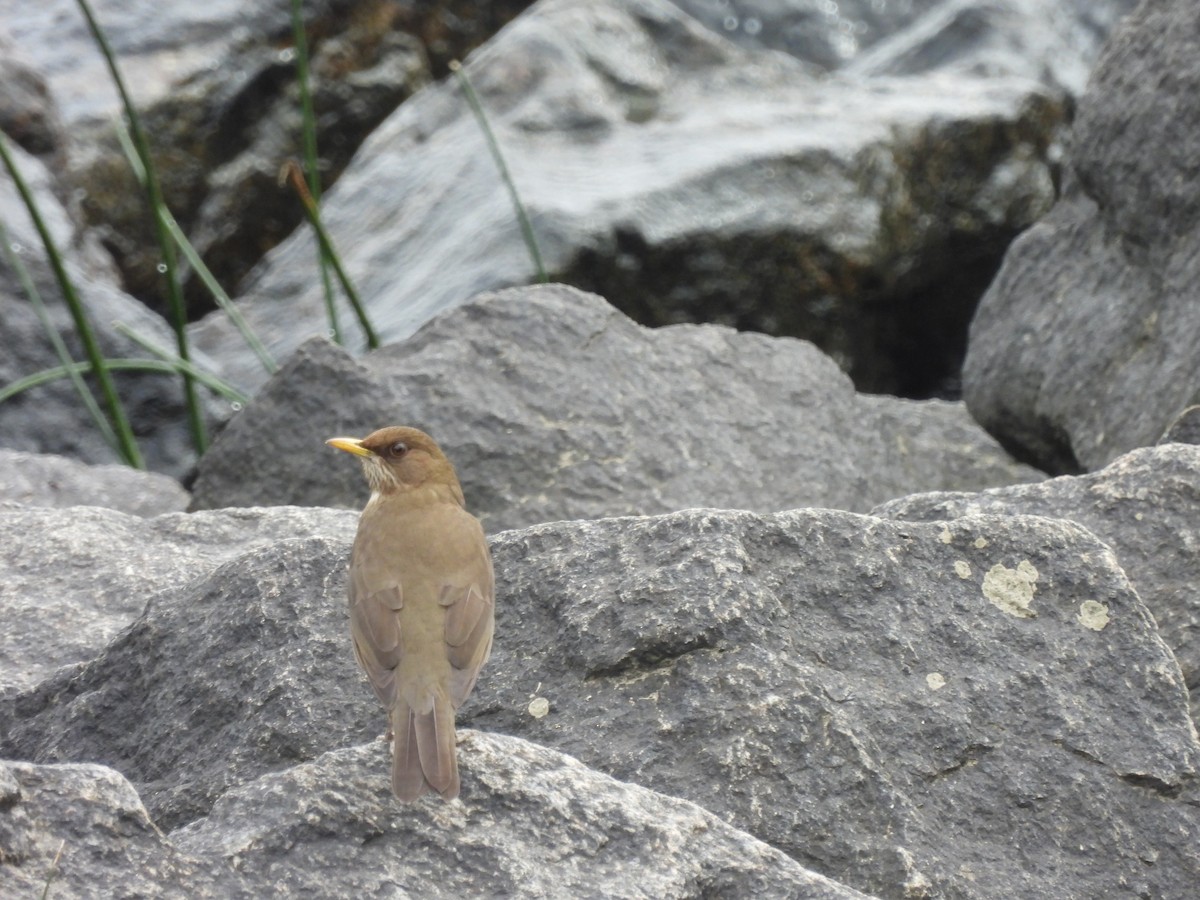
[327,426,464,503]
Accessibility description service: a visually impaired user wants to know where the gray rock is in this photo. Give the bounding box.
[873,444,1200,698]
[667,0,942,71]
[470,509,1200,899]
[0,34,65,160]
[190,0,1063,398]
[2,531,377,830]
[173,733,874,899]
[188,284,1043,528]
[4,504,1196,897]
[0,139,221,477]
[962,0,1200,473]
[1160,405,1200,446]
[0,760,240,898]
[0,505,356,695]
[844,0,1139,94]
[0,448,189,516]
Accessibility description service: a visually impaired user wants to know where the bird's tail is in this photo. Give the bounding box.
[391,691,459,801]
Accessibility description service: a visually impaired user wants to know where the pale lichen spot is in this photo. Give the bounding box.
[1134,512,1144,521]
[982,560,1039,618]
[926,672,947,691]
[527,697,550,719]
[939,525,953,544]
[1078,600,1111,631]
[974,537,989,549]
[954,560,972,579]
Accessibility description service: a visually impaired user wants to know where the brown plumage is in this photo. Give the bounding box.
[327,426,494,801]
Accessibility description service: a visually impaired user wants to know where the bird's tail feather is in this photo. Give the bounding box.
[392,693,459,801]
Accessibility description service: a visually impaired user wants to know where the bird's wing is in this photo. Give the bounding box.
[441,523,495,709]
[349,539,404,708]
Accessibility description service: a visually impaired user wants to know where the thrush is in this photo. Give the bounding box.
[327,426,494,801]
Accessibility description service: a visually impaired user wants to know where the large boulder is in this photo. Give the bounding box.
[873,443,1200,707]
[0,735,870,899]
[190,0,1065,398]
[962,0,1200,473]
[188,284,1042,527]
[3,503,1196,898]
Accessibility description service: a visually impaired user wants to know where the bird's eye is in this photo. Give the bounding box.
[389,441,408,457]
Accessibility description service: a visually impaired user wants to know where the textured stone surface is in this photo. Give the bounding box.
[0,761,238,898]
[874,444,1200,699]
[844,0,1139,92]
[963,0,1200,473]
[0,505,356,695]
[173,733,873,899]
[188,285,1043,528]
[190,0,1063,398]
[4,504,1196,898]
[0,449,189,516]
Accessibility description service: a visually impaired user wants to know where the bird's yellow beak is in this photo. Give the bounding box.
[326,437,374,458]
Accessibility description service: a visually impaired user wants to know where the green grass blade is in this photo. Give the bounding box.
[289,0,341,345]
[450,60,547,283]
[0,132,144,467]
[112,322,250,405]
[112,118,278,375]
[0,216,121,452]
[74,0,207,454]
[281,160,380,349]
[1,358,249,407]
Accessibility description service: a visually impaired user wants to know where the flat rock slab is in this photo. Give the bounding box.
[189,283,1042,529]
[4,504,1196,898]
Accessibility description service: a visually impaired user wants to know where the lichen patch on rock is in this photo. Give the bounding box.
[982,560,1039,618]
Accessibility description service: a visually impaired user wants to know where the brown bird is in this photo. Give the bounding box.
[327,426,494,801]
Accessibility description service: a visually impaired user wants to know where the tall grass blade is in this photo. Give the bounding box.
[74,0,208,454]
[288,0,341,345]
[113,322,250,405]
[281,160,380,349]
[2,358,249,407]
[450,60,547,283]
[0,132,144,467]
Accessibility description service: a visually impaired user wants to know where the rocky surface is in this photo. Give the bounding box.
[189,0,1065,399]
[188,284,1043,528]
[0,736,870,900]
[3,502,1197,898]
[0,761,237,898]
[843,0,1138,92]
[0,448,190,516]
[172,732,872,899]
[962,0,1200,473]
[0,505,356,695]
[874,443,1200,703]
